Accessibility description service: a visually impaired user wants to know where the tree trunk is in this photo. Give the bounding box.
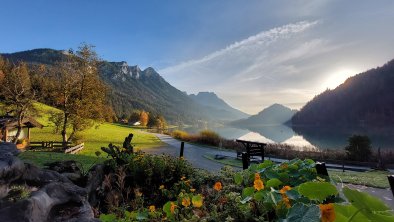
[12,113,23,144]
[61,113,69,148]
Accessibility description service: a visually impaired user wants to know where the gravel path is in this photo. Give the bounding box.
[140,133,394,209]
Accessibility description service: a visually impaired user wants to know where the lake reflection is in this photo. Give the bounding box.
[177,124,394,150]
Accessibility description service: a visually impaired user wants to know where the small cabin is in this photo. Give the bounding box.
[0,116,43,142]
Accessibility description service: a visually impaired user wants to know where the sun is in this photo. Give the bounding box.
[324,69,358,90]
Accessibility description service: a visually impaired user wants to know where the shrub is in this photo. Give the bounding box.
[171,130,190,140]
[198,130,221,146]
[345,135,372,161]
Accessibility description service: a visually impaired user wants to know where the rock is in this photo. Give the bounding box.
[44,161,82,185]
[0,182,97,222]
[0,142,20,156]
[85,164,105,207]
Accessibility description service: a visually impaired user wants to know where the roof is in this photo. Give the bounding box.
[0,116,43,129]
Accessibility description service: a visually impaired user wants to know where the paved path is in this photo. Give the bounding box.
[140,133,394,209]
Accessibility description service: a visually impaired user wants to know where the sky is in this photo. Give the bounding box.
[1,0,394,114]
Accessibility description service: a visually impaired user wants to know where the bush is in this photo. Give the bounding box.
[198,130,221,146]
[171,130,190,140]
[345,135,372,161]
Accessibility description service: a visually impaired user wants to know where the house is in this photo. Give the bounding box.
[0,116,43,142]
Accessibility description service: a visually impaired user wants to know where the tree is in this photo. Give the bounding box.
[139,110,149,126]
[345,135,372,161]
[0,59,35,143]
[49,44,106,146]
[128,110,140,125]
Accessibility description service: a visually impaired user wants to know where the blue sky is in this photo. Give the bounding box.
[1,0,394,114]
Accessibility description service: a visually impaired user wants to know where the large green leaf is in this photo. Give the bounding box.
[266,178,283,188]
[343,187,390,212]
[99,213,117,222]
[298,182,338,202]
[334,204,370,222]
[284,203,320,222]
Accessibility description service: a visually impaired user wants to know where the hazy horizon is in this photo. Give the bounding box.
[1,0,394,114]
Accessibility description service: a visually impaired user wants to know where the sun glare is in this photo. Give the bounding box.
[324,69,358,90]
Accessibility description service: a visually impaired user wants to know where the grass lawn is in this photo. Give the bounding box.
[203,154,390,188]
[16,102,165,169]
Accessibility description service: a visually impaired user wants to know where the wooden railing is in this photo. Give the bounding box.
[28,141,84,154]
[64,143,84,154]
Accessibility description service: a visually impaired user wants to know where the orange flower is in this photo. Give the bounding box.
[280,163,288,169]
[170,202,177,214]
[282,196,291,208]
[319,203,336,222]
[254,179,264,191]
[149,205,156,212]
[255,173,261,180]
[280,186,292,195]
[182,197,191,207]
[213,181,222,191]
[181,176,186,181]
[159,185,165,190]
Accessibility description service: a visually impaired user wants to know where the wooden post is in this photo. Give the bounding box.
[4,128,8,142]
[180,141,185,157]
[388,175,394,197]
[315,162,329,176]
[242,152,249,170]
[27,127,31,140]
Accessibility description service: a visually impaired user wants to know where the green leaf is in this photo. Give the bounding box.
[136,212,148,221]
[257,160,274,170]
[163,201,173,216]
[343,187,390,212]
[242,187,255,198]
[286,189,300,200]
[99,213,117,222]
[254,190,265,201]
[266,178,282,188]
[234,173,243,185]
[298,182,338,202]
[284,203,320,222]
[334,204,370,222]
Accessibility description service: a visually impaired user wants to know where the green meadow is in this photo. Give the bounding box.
[14,102,164,169]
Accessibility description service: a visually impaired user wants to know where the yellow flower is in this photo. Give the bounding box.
[255,173,261,180]
[190,188,196,192]
[181,176,186,181]
[182,197,191,207]
[192,196,203,208]
[159,185,165,190]
[213,181,222,191]
[254,179,264,191]
[319,203,336,222]
[280,186,292,195]
[149,205,156,212]
[170,202,177,214]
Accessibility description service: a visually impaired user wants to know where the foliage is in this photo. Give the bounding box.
[139,110,149,127]
[345,135,372,161]
[0,57,36,143]
[98,158,394,221]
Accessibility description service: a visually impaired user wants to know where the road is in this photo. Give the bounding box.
[140,133,394,209]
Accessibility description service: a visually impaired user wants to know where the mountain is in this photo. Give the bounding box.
[292,59,394,126]
[230,103,296,127]
[1,49,207,124]
[189,92,249,121]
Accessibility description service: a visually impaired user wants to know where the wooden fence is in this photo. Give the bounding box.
[29,141,84,154]
[64,143,84,154]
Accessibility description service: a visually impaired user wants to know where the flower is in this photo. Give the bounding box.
[255,173,261,180]
[280,163,288,169]
[213,182,222,191]
[170,202,177,214]
[182,197,191,207]
[282,196,291,208]
[190,188,196,192]
[319,203,336,222]
[149,205,156,212]
[181,176,186,181]
[192,195,203,208]
[254,179,264,191]
[135,190,143,197]
[280,186,292,195]
[159,185,165,190]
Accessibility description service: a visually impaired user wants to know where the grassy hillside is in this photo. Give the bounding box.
[3,102,164,168]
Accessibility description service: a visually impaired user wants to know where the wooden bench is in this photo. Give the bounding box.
[236,139,267,170]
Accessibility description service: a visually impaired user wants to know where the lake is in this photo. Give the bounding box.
[175,124,394,150]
